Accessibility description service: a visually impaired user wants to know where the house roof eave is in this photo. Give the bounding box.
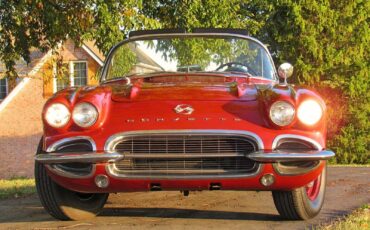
[81,44,104,66]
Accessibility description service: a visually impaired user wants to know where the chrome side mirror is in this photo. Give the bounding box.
[278,63,293,84]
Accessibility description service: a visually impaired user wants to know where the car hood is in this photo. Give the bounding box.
[45,79,327,135]
[108,82,260,102]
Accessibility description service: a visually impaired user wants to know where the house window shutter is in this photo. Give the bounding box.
[0,78,8,100]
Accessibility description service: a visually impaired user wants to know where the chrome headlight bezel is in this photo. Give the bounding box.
[45,103,71,128]
[269,101,295,126]
[297,99,323,126]
[72,102,99,128]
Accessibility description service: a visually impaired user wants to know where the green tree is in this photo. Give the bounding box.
[258,0,369,163]
[107,44,137,79]
[142,0,252,31]
[0,0,368,163]
[0,0,159,78]
[1,0,264,77]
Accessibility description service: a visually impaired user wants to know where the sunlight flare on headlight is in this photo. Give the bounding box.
[297,100,323,125]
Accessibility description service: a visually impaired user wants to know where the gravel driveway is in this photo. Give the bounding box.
[0,167,369,229]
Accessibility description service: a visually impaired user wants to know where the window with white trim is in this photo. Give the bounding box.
[54,61,88,92]
[73,62,88,86]
[0,78,8,100]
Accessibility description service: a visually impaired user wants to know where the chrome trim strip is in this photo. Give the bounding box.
[46,164,96,179]
[104,129,264,151]
[272,161,322,176]
[122,153,246,159]
[46,136,97,152]
[36,152,123,164]
[100,33,278,82]
[106,164,263,180]
[247,150,335,163]
[272,134,323,150]
[104,129,263,179]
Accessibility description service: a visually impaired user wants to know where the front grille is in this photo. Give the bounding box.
[110,134,259,177]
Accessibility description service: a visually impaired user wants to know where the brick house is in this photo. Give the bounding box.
[0,40,163,178]
[0,40,104,178]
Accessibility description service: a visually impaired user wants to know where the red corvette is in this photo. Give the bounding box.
[35,29,335,220]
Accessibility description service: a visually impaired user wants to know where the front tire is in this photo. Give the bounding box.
[272,164,327,220]
[35,139,109,220]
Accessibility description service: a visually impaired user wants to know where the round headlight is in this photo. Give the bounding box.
[72,102,98,128]
[45,103,70,128]
[297,100,323,125]
[269,101,295,126]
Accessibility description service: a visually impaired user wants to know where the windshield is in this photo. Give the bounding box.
[104,35,276,81]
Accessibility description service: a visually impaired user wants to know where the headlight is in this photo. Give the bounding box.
[297,100,322,125]
[45,103,70,128]
[72,102,98,128]
[269,101,295,126]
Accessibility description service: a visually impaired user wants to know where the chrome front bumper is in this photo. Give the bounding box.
[248,150,335,162]
[35,150,335,164]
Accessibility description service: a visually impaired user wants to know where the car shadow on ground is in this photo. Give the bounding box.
[0,196,283,223]
[100,207,283,221]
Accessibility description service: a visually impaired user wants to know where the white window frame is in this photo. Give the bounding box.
[71,61,88,87]
[53,60,88,93]
[0,77,8,101]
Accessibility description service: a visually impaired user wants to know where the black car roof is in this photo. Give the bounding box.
[128,28,249,38]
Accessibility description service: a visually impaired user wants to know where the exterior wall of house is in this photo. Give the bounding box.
[43,40,100,97]
[0,74,45,178]
[0,41,101,178]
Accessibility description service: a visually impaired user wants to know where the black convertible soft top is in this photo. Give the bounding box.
[128,28,249,38]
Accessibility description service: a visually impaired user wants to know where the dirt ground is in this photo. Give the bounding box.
[0,167,369,230]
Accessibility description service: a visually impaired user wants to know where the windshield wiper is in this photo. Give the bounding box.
[103,71,177,82]
[197,71,253,78]
[103,71,253,84]
[102,73,138,83]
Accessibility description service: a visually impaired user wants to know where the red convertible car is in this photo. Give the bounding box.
[35,29,335,220]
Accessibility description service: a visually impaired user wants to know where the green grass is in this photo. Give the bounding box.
[0,178,36,200]
[318,204,370,230]
[328,164,370,167]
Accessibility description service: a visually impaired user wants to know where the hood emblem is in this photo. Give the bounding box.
[174,104,194,115]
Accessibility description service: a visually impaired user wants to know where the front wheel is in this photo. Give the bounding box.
[35,139,109,220]
[272,165,327,220]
